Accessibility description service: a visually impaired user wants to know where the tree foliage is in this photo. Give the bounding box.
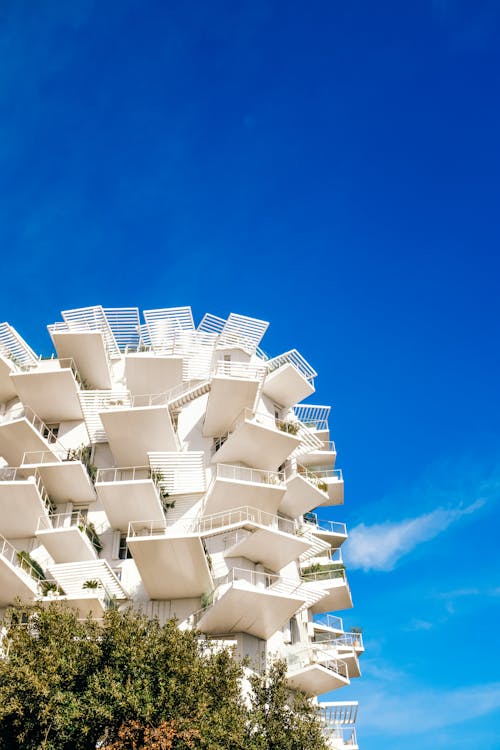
[0,603,329,750]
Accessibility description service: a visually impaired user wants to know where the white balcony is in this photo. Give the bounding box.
[279,464,330,517]
[124,353,184,396]
[0,467,52,538]
[285,646,349,695]
[95,466,166,531]
[49,327,112,389]
[293,405,331,435]
[36,511,101,563]
[301,568,353,613]
[300,439,337,470]
[318,702,359,750]
[193,568,311,640]
[10,358,84,422]
[313,634,364,678]
[198,507,312,571]
[20,450,96,505]
[312,614,345,639]
[203,361,266,437]
[211,409,302,472]
[127,520,212,599]
[203,464,286,515]
[322,726,358,750]
[302,513,348,548]
[46,560,128,618]
[0,405,63,466]
[263,350,316,409]
[99,393,179,466]
[0,354,17,403]
[0,534,40,606]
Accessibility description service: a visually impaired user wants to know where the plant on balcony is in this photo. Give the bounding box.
[277,420,300,435]
[351,626,363,634]
[16,551,46,581]
[317,480,328,493]
[82,579,101,590]
[67,444,98,483]
[40,581,65,597]
[200,591,214,610]
[80,521,103,554]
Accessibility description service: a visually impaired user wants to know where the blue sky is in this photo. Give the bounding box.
[1,2,499,747]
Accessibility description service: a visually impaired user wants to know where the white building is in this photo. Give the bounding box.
[0,305,362,747]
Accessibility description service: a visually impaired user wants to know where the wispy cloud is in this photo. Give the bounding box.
[345,499,484,571]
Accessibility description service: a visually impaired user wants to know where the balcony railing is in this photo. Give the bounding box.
[96,466,153,483]
[293,404,330,431]
[266,350,317,383]
[303,512,347,536]
[212,360,266,381]
[0,533,43,584]
[212,463,286,487]
[313,614,344,632]
[0,404,60,445]
[313,633,364,651]
[286,646,348,679]
[0,467,54,514]
[127,519,173,538]
[197,506,297,536]
[301,567,347,584]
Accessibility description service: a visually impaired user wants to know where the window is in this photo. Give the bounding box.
[119,534,132,560]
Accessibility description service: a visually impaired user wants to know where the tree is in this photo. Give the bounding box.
[0,603,328,750]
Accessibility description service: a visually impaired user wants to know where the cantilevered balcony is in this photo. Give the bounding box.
[301,568,353,613]
[203,464,286,515]
[36,511,101,563]
[203,361,266,437]
[0,534,40,606]
[263,350,316,409]
[279,463,330,517]
[193,567,318,640]
[312,613,345,639]
[99,393,179,466]
[285,646,349,695]
[95,467,166,531]
[313,634,363,678]
[0,354,17,403]
[0,405,63,466]
[198,507,312,571]
[124,352,184,396]
[302,513,348,549]
[20,449,96,505]
[318,702,359,750]
[211,409,302,472]
[0,467,52,538]
[45,560,128,619]
[10,358,84,422]
[299,439,337,470]
[127,520,212,599]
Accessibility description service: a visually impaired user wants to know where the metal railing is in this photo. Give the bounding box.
[0,533,43,584]
[302,513,347,536]
[301,547,343,569]
[37,511,102,555]
[317,700,358,725]
[197,506,297,536]
[127,519,170,538]
[286,647,348,680]
[313,614,344,632]
[266,349,317,383]
[301,567,347,584]
[288,464,330,493]
[96,466,153,483]
[213,463,285,487]
[212,360,266,381]
[293,404,330,430]
[313,633,364,651]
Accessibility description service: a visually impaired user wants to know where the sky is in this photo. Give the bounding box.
[1,1,500,747]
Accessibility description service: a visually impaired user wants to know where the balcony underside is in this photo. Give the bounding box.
[0,557,38,606]
[203,477,286,516]
[124,354,183,396]
[38,593,107,619]
[223,525,312,571]
[263,363,315,409]
[127,534,212,599]
[0,481,49,538]
[212,421,301,472]
[279,474,329,518]
[313,622,344,639]
[197,582,306,640]
[51,330,112,389]
[286,664,349,695]
[100,406,178,466]
[0,355,17,403]
[338,650,361,678]
[36,528,97,563]
[0,419,60,466]
[203,377,260,437]
[96,479,165,531]
[10,370,83,422]
[299,448,336,469]
[309,580,353,614]
[318,477,344,507]
[307,527,347,549]
[21,462,96,504]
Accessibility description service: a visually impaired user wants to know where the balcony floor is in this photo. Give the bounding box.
[286,663,349,695]
[21,462,96,504]
[100,406,178,466]
[224,525,312,571]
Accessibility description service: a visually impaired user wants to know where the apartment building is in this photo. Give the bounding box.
[0,306,362,748]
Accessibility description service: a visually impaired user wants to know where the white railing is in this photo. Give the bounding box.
[321,726,358,746]
[212,360,266,382]
[226,407,301,438]
[0,322,38,369]
[293,404,330,430]
[212,463,285,487]
[0,467,54,514]
[286,647,348,680]
[301,567,347,584]
[313,614,344,632]
[301,547,343,569]
[318,701,358,725]
[287,464,330,493]
[0,534,43,584]
[21,446,90,465]
[37,510,90,533]
[127,519,170,538]
[302,513,347,537]
[1,404,61,446]
[299,466,342,483]
[198,506,296,536]
[96,466,153,483]
[314,633,364,651]
[266,349,317,383]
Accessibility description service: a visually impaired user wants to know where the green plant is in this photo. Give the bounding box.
[16,551,45,581]
[82,579,101,590]
[200,591,213,610]
[40,581,65,596]
[68,444,97,482]
[277,421,300,435]
[317,480,328,492]
[351,626,363,634]
[80,522,103,554]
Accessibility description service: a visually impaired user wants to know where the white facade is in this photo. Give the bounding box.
[0,306,362,747]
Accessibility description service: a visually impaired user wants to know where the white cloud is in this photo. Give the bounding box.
[345,499,484,571]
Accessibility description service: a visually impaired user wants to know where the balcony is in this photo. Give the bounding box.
[299,439,337,470]
[49,320,113,390]
[211,409,302,472]
[312,613,345,639]
[203,464,286,515]
[20,449,97,505]
[285,646,349,695]
[45,560,128,618]
[203,361,266,437]
[124,352,184,396]
[0,534,41,606]
[321,726,358,750]
[0,353,17,403]
[127,520,212,599]
[0,405,63,466]
[99,392,179,466]
[279,464,330,517]
[95,466,166,531]
[313,633,364,678]
[263,350,316,409]
[193,567,314,640]
[198,507,312,571]
[0,467,52,538]
[302,513,348,548]
[293,405,330,436]
[301,568,353,613]
[318,702,358,750]
[10,358,84,422]
[36,511,101,563]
